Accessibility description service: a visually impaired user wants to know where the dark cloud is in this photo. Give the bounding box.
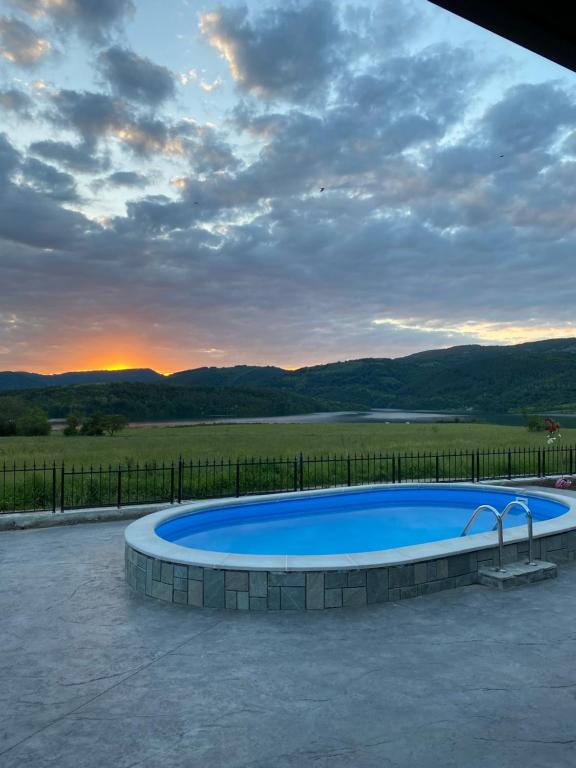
[8,0,134,44]
[200,1,349,103]
[98,46,175,105]
[21,157,79,201]
[29,139,108,173]
[0,15,52,67]
[0,133,92,250]
[483,82,576,153]
[0,87,33,116]
[0,132,21,179]
[101,170,149,188]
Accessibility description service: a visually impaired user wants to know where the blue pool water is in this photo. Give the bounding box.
[156,487,568,556]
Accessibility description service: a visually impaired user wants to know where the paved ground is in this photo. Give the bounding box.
[2,522,576,768]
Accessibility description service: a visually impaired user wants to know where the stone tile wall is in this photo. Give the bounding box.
[125,529,576,611]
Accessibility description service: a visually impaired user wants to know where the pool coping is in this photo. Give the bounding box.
[125,482,576,572]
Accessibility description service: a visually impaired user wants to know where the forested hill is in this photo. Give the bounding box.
[3,383,338,420]
[2,337,576,413]
[166,338,576,411]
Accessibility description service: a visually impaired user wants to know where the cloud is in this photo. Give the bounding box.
[21,157,78,201]
[98,46,175,106]
[483,82,576,153]
[29,139,108,173]
[7,0,135,43]
[101,170,149,187]
[0,87,33,116]
[199,1,348,103]
[0,15,52,67]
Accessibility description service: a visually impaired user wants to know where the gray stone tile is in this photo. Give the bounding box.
[160,562,174,585]
[135,569,146,593]
[173,590,188,605]
[187,579,203,608]
[399,586,419,599]
[173,577,187,592]
[267,586,280,610]
[447,553,475,578]
[237,591,249,610]
[342,587,367,607]
[225,571,248,591]
[152,558,162,581]
[203,570,225,609]
[280,586,305,610]
[151,580,172,602]
[414,562,428,584]
[269,572,305,587]
[325,571,347,588]
[389,564,415,588]
[249,597,267,611]
[427,558,448,581]
[174,564,188,580]
[249,571,267,597]
[324,588,342,608]
[367,568,388,604]
[346,570,366,587]
[188,565,204,581]
[225,590,237,610]
[306,573,324,610]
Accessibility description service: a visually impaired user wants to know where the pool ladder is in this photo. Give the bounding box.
[460,497,536,572]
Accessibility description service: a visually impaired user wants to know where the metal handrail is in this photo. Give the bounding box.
[461,504,506,572]
[493,497,536,566]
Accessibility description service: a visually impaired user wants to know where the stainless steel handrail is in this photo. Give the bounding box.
[493,497,536,566]
[461,504,505,572]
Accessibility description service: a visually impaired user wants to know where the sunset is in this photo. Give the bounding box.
[2,3,576,767]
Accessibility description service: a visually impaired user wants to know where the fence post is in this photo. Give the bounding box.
[397,456,402,484]
[235,461,241,497]
[170,463,175,504]
[470,451,475,482]
[293,458,298,492]
[52,463,57,513]
[299,453,304,491]
[392,455,396,484]
[60,465,65,512]
[570,447,574,476]
[347,456,351,486]
[507,449,512,480]
[476,450,481,482]
[177,458,183,503]
[117,467,122,508]
[435,454,439,483]
[542,449,546,478]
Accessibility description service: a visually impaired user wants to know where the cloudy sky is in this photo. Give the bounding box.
[0,0,575,374]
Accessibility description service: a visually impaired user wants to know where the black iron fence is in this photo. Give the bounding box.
[1,445,575,514]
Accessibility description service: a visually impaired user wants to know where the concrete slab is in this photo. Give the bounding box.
[2,521,576,768]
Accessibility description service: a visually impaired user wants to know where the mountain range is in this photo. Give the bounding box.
[2,337,576,417]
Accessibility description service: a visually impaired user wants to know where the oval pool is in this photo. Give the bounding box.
[125,483,576,612]
[155,486,567,555]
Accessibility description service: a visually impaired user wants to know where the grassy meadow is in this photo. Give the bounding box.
[2,422,575,513]
[1,421,575,467]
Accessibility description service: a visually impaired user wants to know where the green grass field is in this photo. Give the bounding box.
[2,422,575,513]
[1,421,575,467]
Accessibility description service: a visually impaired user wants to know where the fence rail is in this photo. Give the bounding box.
[1,445,574,514]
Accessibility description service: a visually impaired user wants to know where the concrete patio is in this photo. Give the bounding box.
[1,520,576,768]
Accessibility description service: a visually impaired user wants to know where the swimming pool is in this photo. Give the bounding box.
[125,483,576,611]
[155,487,566,555]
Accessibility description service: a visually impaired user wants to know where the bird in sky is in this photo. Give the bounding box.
[320,187,326,192]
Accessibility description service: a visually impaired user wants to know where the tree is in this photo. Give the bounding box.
[101,414,129,436]
[0,397,50,436]
[63,412,81,436]
[80,412,105,436]
[16,406,51,436]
